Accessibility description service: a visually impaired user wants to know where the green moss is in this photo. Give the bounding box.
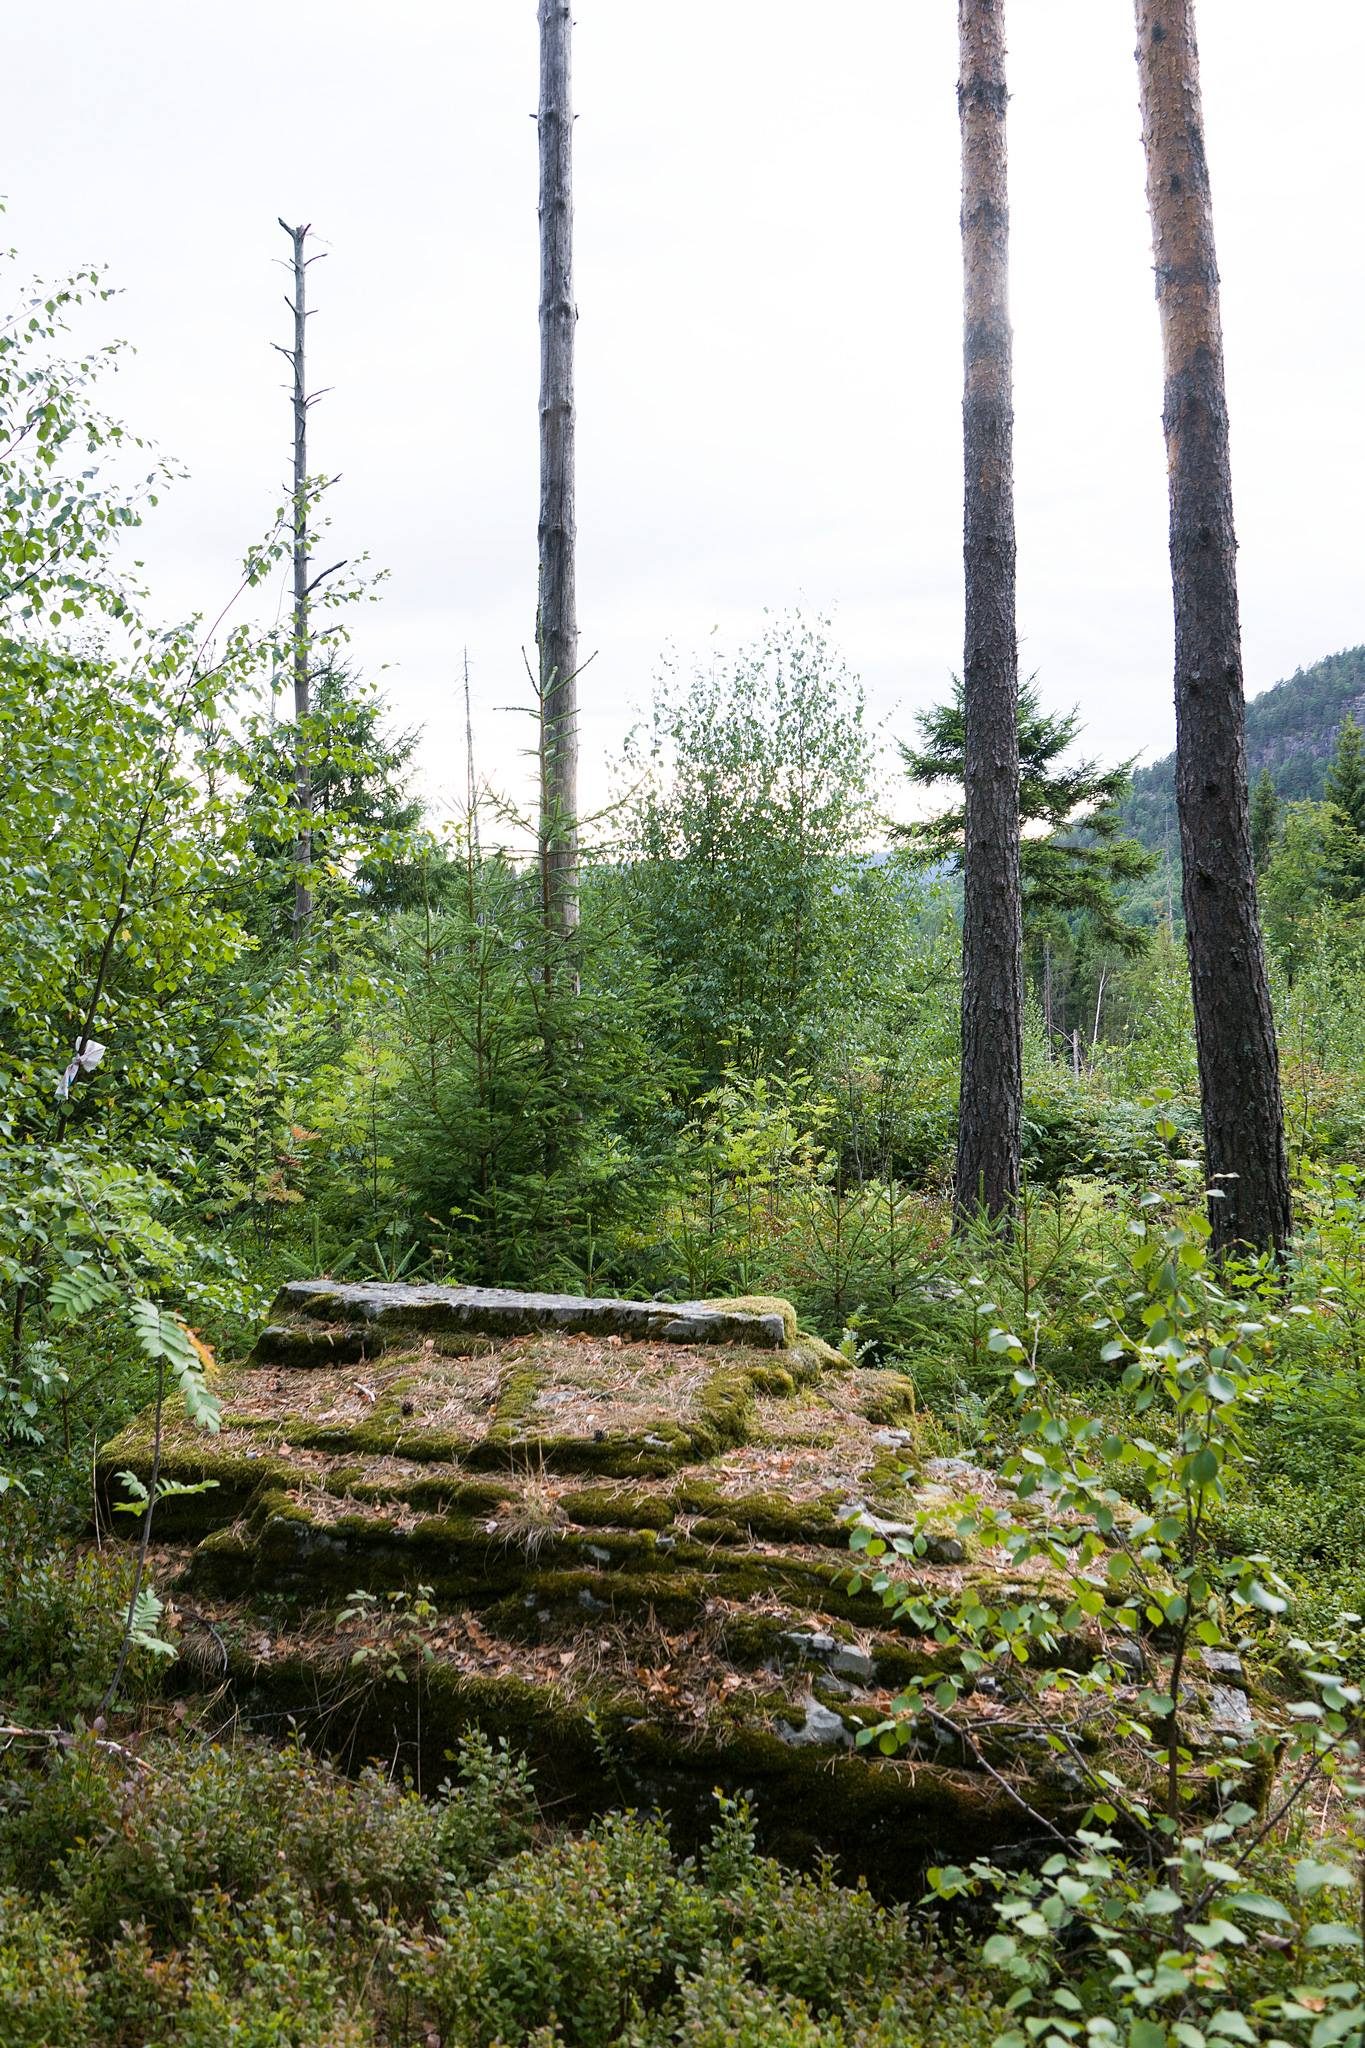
[743,1364,796,1397]
[676,1482,844,1547]
[791,1334,848,1372]
[559,1485,674,1530]
[486,1568,709,1636]
[704,1295,800,1343]
[870,1639,958,1686]
[859,1374,921,1426]
[470,1431,684,1479]
[689,1364,759,1457]
[96,1420,289,1538]
[866,1454,918,1500]
[712,1609,850,1667]
[489,1358,545,1438]
[341,1473,513,1515]
[290,1419,477,1462]
[248,1323,380,1368]
[431,1333,504,1360]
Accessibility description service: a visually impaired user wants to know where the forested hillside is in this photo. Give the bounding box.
[1125,643,1365,851]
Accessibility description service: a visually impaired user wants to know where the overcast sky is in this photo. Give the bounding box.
[10,2,1363,827]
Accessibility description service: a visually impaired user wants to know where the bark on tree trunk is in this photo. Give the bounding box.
[1134,0,1291,1253]
[537,0,579,944]
[282,219,313,941]
[955,0,1024,1225]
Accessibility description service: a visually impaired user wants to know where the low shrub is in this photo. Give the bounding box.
[1,1728,537,1945]
[0,1888,93,2048]
[410,1811,726,2047]
[0,1528,139,1724]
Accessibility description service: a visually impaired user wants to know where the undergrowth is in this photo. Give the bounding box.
[0,1733,1000,2047]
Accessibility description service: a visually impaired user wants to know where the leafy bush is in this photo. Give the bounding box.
[0,1889,92,2047]
[2,1729,537,1945]
[740,1863,911,2018]
[410,1811,726,2046]
[91,1885,373,2047]
[853,1190,1365,2048]
[0,1529,137,1723]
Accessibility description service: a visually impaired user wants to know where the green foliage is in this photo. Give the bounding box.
[1,1729,536,1943]
[0,1528,143,1722]
[362,834,675,1288]
[409,1811,724,2044]
[0,1891,92,2048]
[235,654,431,942]
[0,1737,986,2047]
[852,1187,1365,2048]
[91,1889,373,2047]
[1323,713,1365,851]
[1260,803,1365,977]
[615,614,897,1084]
[1250,768,1281,874]
[899,676,1157,954]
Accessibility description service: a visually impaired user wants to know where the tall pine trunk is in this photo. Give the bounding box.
[1135,0,1290,1252]
[955,0,1024,1224]
[537,0,579,944]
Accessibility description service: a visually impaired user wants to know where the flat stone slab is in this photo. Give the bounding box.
[266,1280,787,1352]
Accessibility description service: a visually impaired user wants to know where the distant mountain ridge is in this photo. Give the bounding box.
[1124,644,1365,852]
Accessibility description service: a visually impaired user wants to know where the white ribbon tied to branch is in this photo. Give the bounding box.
[56,1037,107,1102]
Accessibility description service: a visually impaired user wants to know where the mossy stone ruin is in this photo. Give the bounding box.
[100,1280,1100,1882]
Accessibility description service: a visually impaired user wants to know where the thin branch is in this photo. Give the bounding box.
[97,1355,165,1718]
[0,1724,158,1774]
[920,1700,1072,1845]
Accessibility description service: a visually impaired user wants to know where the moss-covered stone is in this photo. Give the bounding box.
[558,1485,675,1531]
[249,1323,383,1369]
[104,1278,1142,1881]
[676,1482,846,1548]
[857,1373,921,1426]
[703,1295,800,1343]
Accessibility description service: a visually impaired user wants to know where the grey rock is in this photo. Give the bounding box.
[1208,1684,1255,1740]
[275,1280,786,1350]
[843,1508,965,1568]
[577,1588,610,1616]
[859,1511,916,1541]
[775,1696,854,1750]
[922,1457,996,1490]
[1199,1648,1245,1679]
[1108,1633,1146,1678]
[775,1629,874,1686]
[779,1629,837,1658]
[584,1544,612,1567]
[829,1645,875,1683]
[248,1323,379,1369]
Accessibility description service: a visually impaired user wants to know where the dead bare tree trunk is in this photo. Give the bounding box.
[1134,0,1290,1253]
[536,0,579,946]
[954,0,1024,1226]
[280,219,315,941]
[463,646,480,859]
